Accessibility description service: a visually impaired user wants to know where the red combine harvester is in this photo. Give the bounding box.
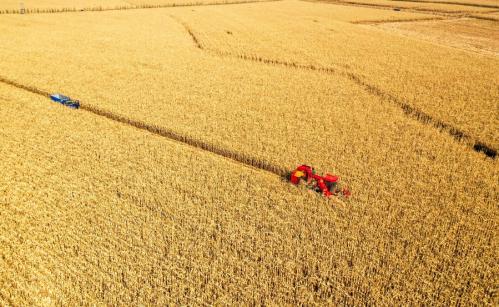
[290,165,351,198]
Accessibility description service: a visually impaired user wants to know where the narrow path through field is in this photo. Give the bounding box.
[0,75,289,178]
[170,17,497,159]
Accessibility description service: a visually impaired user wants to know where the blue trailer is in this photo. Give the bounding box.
[50,94,80,109]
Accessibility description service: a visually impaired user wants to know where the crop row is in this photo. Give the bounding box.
[0,75,288,177]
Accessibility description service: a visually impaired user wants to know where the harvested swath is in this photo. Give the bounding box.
[0,74,287,175]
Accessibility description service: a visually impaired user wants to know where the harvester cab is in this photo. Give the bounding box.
[290,164,351,198]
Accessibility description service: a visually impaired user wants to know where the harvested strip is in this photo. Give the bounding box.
[0,75,288,177]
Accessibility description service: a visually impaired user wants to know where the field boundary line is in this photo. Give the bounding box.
[0,75,289,178]
[171,17,497,159]
[0,0,282,15]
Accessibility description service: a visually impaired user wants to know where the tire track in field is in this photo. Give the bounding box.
[0,76,289,178]
[0,0,282,15]
[171,18,497,159]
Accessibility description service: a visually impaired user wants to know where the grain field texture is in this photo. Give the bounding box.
[314,0,498,13]
[1,73,498,305]
[0,0,275,13]
[374,17,499,56]
[0,0,498,305]
[471,10,499,20]
[395,0,499,8]
[166,0,499,150]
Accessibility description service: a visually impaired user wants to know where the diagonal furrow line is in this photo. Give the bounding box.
[172,18,497,159]
[170,15,203,49]
[0,76,289,178]
[0,0,282,15]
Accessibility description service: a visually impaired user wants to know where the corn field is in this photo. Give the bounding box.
[0,0,498,305]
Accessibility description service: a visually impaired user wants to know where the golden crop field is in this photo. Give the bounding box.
[315,0,498,13]
[375,17,499,56]
[472,10,499,20]
[0,0,498,305]
[165,0,499,149]
[405,0,499,8]
[0,0,272,13]
[0,0,126,10]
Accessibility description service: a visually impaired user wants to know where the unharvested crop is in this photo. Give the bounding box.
[164,0,499,150]
[375,17,499,56]
[471,11,499,20]
[315,0,498,13]
[396,0,499,8]
[1,64,498,305]
[0,0,277,14]
[0,0,498,305]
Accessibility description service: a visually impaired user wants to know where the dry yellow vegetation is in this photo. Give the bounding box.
[163,0,499,150]
[0,0,498,305]
[404,0,499,8]
[317,0,498,13]
[0,0,272,13]
[375,17,499,56]
[471,10,499,20]
[1,65,498,305]
[0,0,127,10]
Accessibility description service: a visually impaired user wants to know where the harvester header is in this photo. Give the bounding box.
[290,164,351,198]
